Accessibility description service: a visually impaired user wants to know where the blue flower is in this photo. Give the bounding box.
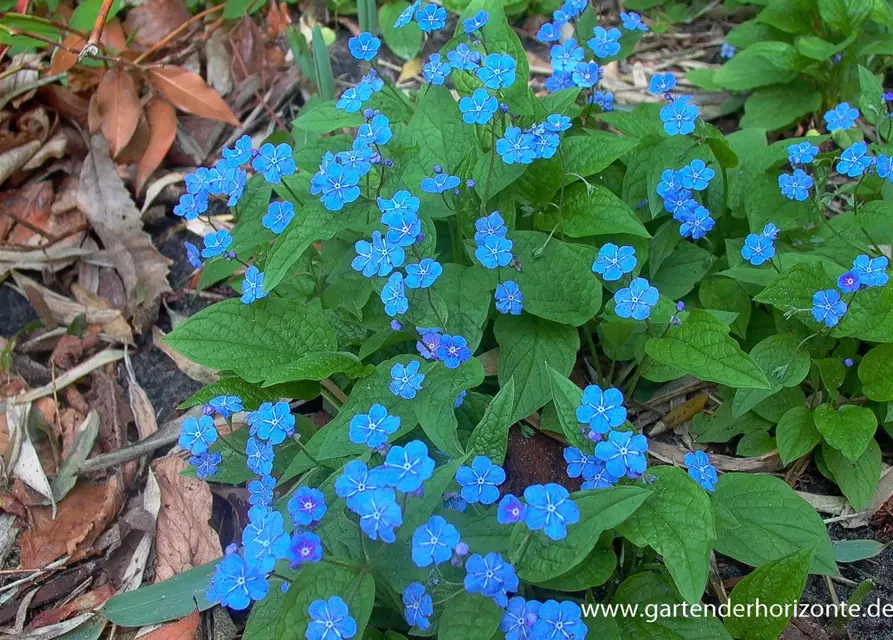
[495,280,523,315]
[621,11,648,31]
[680,159,715,191]
[381,272,409,317]
[421,172,461,193]
[685,450,718,491]
[246,402,271,436]
[852,254,889,287]
[184,241,202,269]
[336,460,386,510]
[336,86,367,113]
[824,102,859,131]
[202,230,232,259]
[545,70,575,92]
[474,211,507,244]
[389,360,425,400]
[614,277,659,320]
[262,201,295,235]
[422,53,452,85]
[877,154,893,183]
[649,72,676,95]
[477,53,517,89]
[174,192,208,220]
[571,61,600,88]
[778,168,813,201]
[405,258,442,289]
[356,113,392,147]
[354,488,402,542]
[720,42,736,59]
[537,22,561,43]
[248,475,275,507]
[349,31,380,60]
[531,126,560,159]
[577,385,626,435]
[185,167,212,194]
[589,90,614,111]
[412,515,461,566]
[563,447,600,479]
[663,188,697,220]
[336,146,374,176]
[312,162,361,211]
[661,96,698,135]
[459,88,498,125]
[222,135,253,166]
[416,327,442,360]
[588,26,621,58]
[243,507,289,571]
[208,395,243,418]
[592,243,636,281]
[464,10,489,33]
[393,0,420,28]
[550,38,584,72]
[595,430,649,478]
[741,233,776,266]
[383,211,421,248]
[836,141,874,177]
[448,43,482,71]
[464,553,518,606]
[455,390,467,408]
[475,234,514,269]
[679,205,715,240]
[497,494,526,525]
[378,190,420,218]
[381,440,435,492]
[179,415,217,454]
[287,531,322,568]
[190,452,221,479]
[207,549,269,610]
[838,271,860,293]
[241,266,269,305]
[501,597,541,640]
[763,222,779,239]
[254,401,294,444]
[246,437,274,475]
[533,600,587,640]
[349,404,400,448]
[403,584,433,631]
[288,486,326,527]
[416,4,447,31]
[523,483,579,541]
[561,0,587,17]
[456,455,505,504]
[656,169,683,197]
[306,597,356,640]
[581,463,621,489]
[352,230,405,278]
[436,334,472,369]
[788,142,819,165]
[251,143,295,184]
[544,114,572,132]
[496,126,536,165]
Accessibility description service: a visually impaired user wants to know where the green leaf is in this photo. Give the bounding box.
[692,403,772,443]
[699,278,751,338]
[744,173,814,234]
[466,378,516,463]
[230,177,274,255]
[178,377,318,411]
[652,242,715,300]
[813,403,878,461]
[753,262,835,315]
[432,264,493,352]
[103,562,215,626]
[858,344,893,401]
[406,85,478,175]
[546,366,592,450]
[415,359,486,458]
[756,0,817,34]
[379,1,423,59]
[275,563,374,640]
[831,283,893,342]
[645,310,770,390]
[165,299,336,384]
[292,98,363,134]
[536,183,650,239]
[732,334,811,417]
[818,0,873,32]
[725,546,814,640]
[535,538,616,591]
[814,357,846,402]
[474,150,528,201]
[711,473,837,575]
[713,42,800,91]
[562,131,640,183]
[243,580,286,640]
[508,232,602,326]
[740,85,822,131]
[822,440,881,510]
[832,539,886,563]
[857,64,885,124]
[512,486,651,582]
[617,467,715,604]
[775,406,821,464]
[438,592,503,640]
[495,314,579,423]
[264,351,368,385]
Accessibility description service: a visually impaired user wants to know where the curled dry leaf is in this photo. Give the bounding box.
[22,131,69,171]
[25,585,115,632]
[7,402,56,509]
[50,34,86,75]
[0,139,40,186]
[125,348,158,439]
[152,456,222,582]
[148,65,240,126]
[136,97,178,196]
[95,68,142,158]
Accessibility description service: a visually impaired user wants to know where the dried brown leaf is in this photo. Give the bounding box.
[136,97,178,196]
[25,585,115,631]
[139,609,200,640]
[22,131,68,171]
[0,139,40,186]
[96,68,141,158]
[124,0,190,46]
[153,456,222,582]
[50,35,85,75]
[125,349,157,439]
[148,65,240,126]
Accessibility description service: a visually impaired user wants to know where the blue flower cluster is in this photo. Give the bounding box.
[655,160,716,239]
[684,450,718,491]
[495,114,571,166]
[740,222,779,266]
[648,71,700,136]
[812,255,889,327]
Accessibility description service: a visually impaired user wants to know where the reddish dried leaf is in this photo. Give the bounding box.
[140,609,200,640]
[137,97,177,195]
[228,17,265,85]
[50,34,85,75]
[123,0,190,46]
[101,17,128,52]
[95,68,141,157]
[25,585,115,630]
[39,86,90,128]
[148,66,239,126]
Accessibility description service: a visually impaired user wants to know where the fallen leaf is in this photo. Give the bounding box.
[77,135,172,329]
[125,349,158,439]
[95,68,141,158]
[19,612,95,640]
[152,326,218,384]
[141,171,186,214]
[7,402,55,509]
[123,0,190,46]
[0,139,40,186]
[205,30,232,98]
[398,58,422,83]
[49,35,85,75]
[662,393,709,428]
[139,608,200,640]
[87,369,132,454]
[0,53,40,108]
[18,477,124,568]
[136,97,178,195]
[25,584,114,631]
[148,65,240,126]
[153,456,222,582]
[36,86,90,128]
[118,468,162,593]
[22,131,68,171]
[228,16,265,85]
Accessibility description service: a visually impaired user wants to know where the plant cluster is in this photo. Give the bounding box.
[148,0,893,638]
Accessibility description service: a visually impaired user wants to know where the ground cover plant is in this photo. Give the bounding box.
[97,0,893,637]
